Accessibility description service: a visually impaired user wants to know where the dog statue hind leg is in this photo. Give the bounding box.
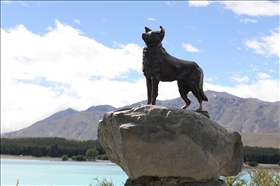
[177,82,191,109]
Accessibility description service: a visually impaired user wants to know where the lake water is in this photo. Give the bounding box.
[1,158,253,186]
[1,158,128,186]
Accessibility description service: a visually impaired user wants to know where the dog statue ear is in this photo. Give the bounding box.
[145,27,152,33]
[160,26,165,37]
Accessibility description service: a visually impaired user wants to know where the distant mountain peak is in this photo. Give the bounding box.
[86,105,116,112]
[38,107,79,123]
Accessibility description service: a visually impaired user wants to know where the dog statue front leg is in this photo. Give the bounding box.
[146,77,152,104]
[151,78,159,105]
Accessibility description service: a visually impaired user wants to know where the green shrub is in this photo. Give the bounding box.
[86,148,98,161]
[248,161,259,167]
[90,177,114,186]
[278,161,280,166]
[224,167,280,186]
[222,172,247,186]
[101,154,109,160]
[62,155,69,161]
[249,167,280,186]
[75,155,86,161]
[71,156,77,160]
[97,154,109,160]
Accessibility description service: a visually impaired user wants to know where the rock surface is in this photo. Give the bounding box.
[98,105,243,184]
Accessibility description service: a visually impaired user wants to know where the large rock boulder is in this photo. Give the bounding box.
[98,105,243,184]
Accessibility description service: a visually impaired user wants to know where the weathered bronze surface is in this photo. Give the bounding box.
[142,26,208,110]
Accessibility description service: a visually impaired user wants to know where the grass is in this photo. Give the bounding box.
[89,177,114,186]
[221,166,280,186]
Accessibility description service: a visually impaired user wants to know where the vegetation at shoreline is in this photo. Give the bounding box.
[89,177,114,186]
[1,137,279,164]
[222,167,280,186]
[0,137,107,160]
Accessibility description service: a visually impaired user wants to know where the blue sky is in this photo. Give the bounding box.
[1,1,279,133]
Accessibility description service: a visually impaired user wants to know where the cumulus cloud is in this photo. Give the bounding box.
[189,0,278,11]
[73,19,81,24]
[166,1,176,6]
[222,1,280,16]
[257,72,272,79]
[3,0,13,4]
[240,19,258,24]
[185,26,197,30]
[230,76,250,83]
[1,20,143,133]
[182,42,200,52]
[245,28,280,58]
[205,74,279,103]
[148,17,156,21]
[188,1,210,7]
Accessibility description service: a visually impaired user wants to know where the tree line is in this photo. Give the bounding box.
[1,137,279,164]
[243,146,279,164]
[0,137,105,158]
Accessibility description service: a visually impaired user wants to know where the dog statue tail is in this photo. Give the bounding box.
[201,88,208,102]
[200,69,208,102]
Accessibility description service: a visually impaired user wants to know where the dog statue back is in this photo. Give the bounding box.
[142,26,208,110]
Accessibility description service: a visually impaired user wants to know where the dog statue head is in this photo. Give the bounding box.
[142,26,165,47]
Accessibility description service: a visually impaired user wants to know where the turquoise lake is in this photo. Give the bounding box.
[1,158,128,186]
[1,157,253,186]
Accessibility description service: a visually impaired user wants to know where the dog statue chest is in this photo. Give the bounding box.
[142,49,162,78]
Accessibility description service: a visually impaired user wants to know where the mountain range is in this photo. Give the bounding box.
[2,91,279,148]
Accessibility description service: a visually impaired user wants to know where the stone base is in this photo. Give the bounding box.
[193,110,210,119]
[98,105,243,181]
[125,178,227,186]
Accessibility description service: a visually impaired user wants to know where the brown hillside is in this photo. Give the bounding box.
[2,91,279,147]
[241,132,279,148]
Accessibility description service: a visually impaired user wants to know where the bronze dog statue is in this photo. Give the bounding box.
[142,26,208,110]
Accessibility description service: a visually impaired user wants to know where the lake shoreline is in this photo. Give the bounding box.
[0,154,111,163]
[1,154,279,171]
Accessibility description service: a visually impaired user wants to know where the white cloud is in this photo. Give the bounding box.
[245,28,280,58]
[240,19,258,24]
[2,1,12,4]
[188,1,210,7]
[230,76,250,83]
[182,42,200,52]
[100,32,107,35]
[73,19,81,24]
[185,26,197,30]
[222,1,280,16]
[148,17,156,21]
[257,72,272,79]
[46,26,53,31]
[205,75,279,103]
[166,1,176,6]
[20,1,28,7]
[1,20,143,133]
